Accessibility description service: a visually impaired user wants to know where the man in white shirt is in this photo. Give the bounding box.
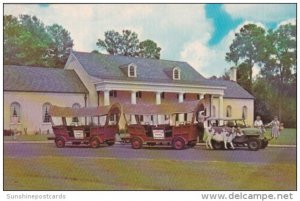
[254,115,265,134]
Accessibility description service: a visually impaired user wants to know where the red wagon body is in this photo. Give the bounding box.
[123,100,205,150]
[49,103,121,148]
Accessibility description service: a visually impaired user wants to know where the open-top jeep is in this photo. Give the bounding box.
[207,117,269,151]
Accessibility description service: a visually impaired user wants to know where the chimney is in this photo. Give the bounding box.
[230,67,237,82]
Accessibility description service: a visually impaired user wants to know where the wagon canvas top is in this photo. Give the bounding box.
[49,104,120,117]
[123,100,204,115]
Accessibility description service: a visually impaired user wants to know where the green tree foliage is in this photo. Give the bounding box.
[226,23,296,126]
[236,63,252,93]
[4,15,73,67]
[226,24,267,92]
[96,30,161,59]
[138,39,161,59]
[260,24,296,123]
[46,24,74,67]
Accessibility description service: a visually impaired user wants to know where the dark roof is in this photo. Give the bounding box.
[209,80,254,99]
[72,51,210,85]
[4,65,88,94]
[72,51,254,99]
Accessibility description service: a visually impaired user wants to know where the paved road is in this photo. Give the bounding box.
[4,142,296,164]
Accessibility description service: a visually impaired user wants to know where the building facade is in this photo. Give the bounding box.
[4,51,254,134]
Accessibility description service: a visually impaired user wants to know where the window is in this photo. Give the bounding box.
[136,91,142,98]
[72,103,81,123]
[212,105,216,117]
[226,105,232,117]
[197,94,200,100]
[139,115,144,122]
[150,115,153,121]
[42,103,51,123]
[175,114,179,121]
[128,64,137,77]
[164,115,169,120]
[161,92,165,99]
[10,102,21,123]
[173,67,181,80]
[109,90,117,97]
[184,113,188,121]
[242,106,248,119]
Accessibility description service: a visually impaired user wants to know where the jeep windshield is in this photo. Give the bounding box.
[207,118,246,128]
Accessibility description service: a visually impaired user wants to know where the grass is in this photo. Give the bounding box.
[264,128,296,145]
[4,156,296,190]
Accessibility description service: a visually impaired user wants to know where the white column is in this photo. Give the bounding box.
[219,95,223,118]
[210,95,214,117]
[104,90,110,106]
[156,91,161,104]
[156,91,162,125]
[131,91,137,124]
[131,91,137,104]
[178,92,184,123]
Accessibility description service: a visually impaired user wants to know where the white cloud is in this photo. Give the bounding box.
[223,4,296,23]
[180,20,267,77]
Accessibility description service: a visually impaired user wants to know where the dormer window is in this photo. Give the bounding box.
[128,64,137,77]
[173,67,181,80]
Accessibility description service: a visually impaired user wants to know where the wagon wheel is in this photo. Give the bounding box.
[131,138,143,149]
[90,138,100,148]
[172,137,185,150]
[260,140,268,149]
[55,138,65,148]
[248,138,261,151]
[211,140,223,150]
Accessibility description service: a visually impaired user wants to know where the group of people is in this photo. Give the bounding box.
[254,115,283,139]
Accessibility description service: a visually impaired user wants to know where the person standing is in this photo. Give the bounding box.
[197,111,209,142]
[266,116,281,139]
[254,115,265,134]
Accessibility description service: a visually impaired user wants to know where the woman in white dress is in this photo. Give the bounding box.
[266,116,281,139]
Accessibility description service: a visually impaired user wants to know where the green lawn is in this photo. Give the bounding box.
[264,128,296,145]
[4,156,296,190]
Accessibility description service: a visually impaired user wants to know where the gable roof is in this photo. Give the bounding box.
[72,51,254,99]
[4,65,88,94]
[72,51,209,85]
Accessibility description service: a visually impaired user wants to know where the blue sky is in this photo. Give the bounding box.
[4,4,296,77]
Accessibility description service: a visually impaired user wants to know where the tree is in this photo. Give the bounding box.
[225,24,267,92]
[96,30,161,59]
[260,23,296,120]
[236,62,252,92]
[4,15,51,66]
[46,24,74,67]
[96,30,139,57]
[4,14,73,67]
[138,39,161,59]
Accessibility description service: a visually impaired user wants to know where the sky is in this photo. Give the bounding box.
[4,4,296,77]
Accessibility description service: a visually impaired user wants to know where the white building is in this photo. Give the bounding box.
[4,51,254,134]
